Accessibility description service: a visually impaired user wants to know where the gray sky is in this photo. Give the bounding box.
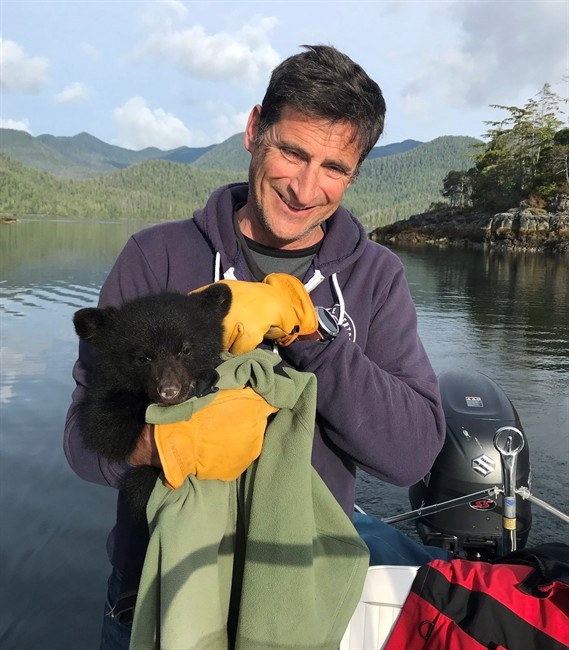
[2,0,567,149]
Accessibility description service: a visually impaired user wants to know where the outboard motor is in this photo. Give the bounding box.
[409,370,532,560]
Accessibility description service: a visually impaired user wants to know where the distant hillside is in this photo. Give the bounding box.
[344,136,480,227]
[0,129,216,179]
[0,154,244,219]
[0,129,83,178]
[192,133,250,171]
[161,145,215,164]
[366,139,423,160]
[0,135,480,226]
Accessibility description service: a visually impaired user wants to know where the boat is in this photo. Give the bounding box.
[341,369,569,649]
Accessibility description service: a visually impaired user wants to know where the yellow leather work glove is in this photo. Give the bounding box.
[193,273,318,355]
[152,387,278,489]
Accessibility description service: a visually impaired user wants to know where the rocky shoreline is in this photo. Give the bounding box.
[370,204,569,254]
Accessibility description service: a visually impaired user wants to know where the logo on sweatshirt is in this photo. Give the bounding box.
[329,304,356,342]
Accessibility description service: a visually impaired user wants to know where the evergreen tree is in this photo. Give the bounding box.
[438,84,567,213]
[441,169,474,208]
[550,127,569,187]
[471,84,565,210]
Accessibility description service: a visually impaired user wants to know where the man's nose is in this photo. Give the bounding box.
[289,163,320,207]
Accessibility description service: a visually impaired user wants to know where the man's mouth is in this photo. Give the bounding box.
[277,191,314,212]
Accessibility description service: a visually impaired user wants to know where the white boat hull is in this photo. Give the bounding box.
[340,565,419,650]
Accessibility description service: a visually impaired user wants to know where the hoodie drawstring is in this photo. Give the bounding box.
[330,273,345,328]
[214,252,236,282]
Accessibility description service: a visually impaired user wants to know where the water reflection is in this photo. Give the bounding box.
[1,281,100,316]
[399,246,569,375]
[407,246,567,324]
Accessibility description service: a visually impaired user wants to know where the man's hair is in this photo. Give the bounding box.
[257,44,386,167]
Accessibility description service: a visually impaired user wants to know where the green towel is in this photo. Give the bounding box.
[130,349,369,650]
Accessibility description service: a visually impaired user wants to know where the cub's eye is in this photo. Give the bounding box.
[180,343,192,356]
[134,353,151,365]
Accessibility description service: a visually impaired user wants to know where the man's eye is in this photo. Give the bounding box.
[325,166,346,180]
[280,147,302,162]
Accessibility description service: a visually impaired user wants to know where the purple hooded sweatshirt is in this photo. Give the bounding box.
[64,183,445,578]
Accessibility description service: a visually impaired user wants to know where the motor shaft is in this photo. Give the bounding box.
[494,427,525,555]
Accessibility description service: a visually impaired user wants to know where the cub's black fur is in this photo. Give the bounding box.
[73,285,231,517]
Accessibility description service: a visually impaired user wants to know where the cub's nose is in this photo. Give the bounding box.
[158,383,182,402]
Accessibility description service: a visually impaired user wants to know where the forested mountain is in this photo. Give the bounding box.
[0,129,82,178]
[191,133,250,171]
[161,145,215,164]
[0,128,422,179]
[343,136,480,226]
[366,139,423,160]
[0,134,478,226]
[0,154,243,219]
[37,131,160,172]
[0,129,215,178]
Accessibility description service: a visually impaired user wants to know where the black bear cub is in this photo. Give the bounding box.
[73,285,231,517]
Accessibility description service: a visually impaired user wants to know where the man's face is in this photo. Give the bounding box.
[238,105,362,250]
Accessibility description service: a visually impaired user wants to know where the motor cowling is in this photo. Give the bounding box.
[409,370,532,560]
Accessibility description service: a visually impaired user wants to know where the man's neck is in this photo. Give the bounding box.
[233,206,321,282]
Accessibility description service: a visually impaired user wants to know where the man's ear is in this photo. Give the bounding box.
[73,307,115,342]
[244,104,262,154]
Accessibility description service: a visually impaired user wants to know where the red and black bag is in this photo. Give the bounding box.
[384,543,569,649]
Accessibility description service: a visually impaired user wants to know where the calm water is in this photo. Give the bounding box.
[1,220,568,649]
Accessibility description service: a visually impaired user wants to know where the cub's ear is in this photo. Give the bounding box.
[73,307,116,342]
[194,283,232,318]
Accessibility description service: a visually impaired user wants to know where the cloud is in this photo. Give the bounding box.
[451,0,567,105]
[139,0,188,27]
[0,118,32,133]
[0,38,49,93]
[404,0,568,115]
[207,101,250,142]
[53,82,93,104]
[113,96,209,150]
[80,42,100,60]
[134,15,281,85]
[401,88,432,124]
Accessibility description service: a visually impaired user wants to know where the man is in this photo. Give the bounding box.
[65,45,446,649]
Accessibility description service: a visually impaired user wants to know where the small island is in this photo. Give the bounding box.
[372,85,569,254]
[370,199,569,254]
[1,215,19,224]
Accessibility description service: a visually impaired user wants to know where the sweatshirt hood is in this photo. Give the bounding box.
[192,183,248,277]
